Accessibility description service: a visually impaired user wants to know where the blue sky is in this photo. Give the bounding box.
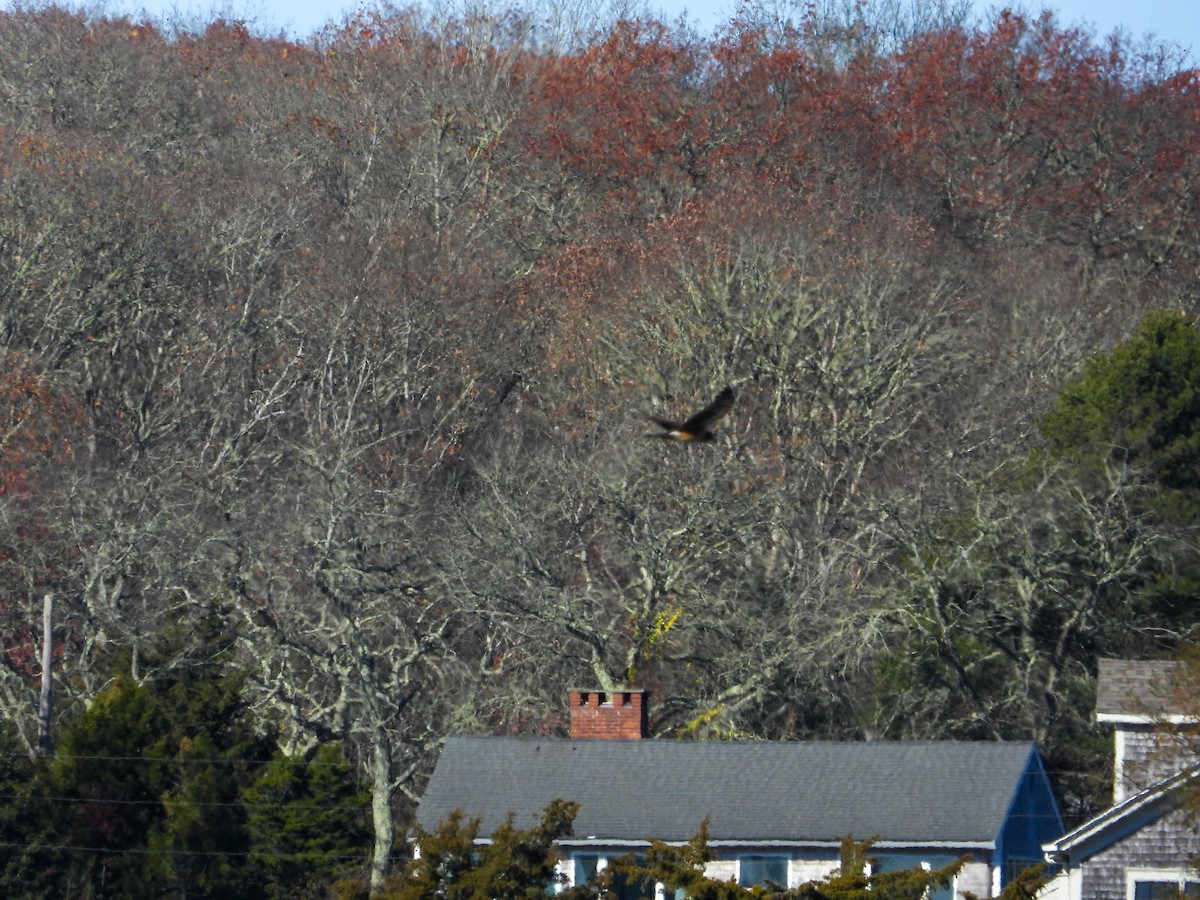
[98,0,1200,66]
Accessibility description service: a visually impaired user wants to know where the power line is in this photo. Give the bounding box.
[0,750,354,766]
[0,793,369,811]
[0,840,373,862]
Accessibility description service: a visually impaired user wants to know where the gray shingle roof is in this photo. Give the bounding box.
[416,736,1039,847]
[1095,657,1184,719]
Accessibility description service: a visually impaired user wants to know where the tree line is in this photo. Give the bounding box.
[2,0,1200,892]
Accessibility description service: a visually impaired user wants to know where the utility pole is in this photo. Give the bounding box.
[37,593,53,757]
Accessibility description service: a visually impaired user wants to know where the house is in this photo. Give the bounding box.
[415,689,1063,897]
[1040,658,1200,900]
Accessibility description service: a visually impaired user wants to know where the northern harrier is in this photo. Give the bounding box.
[644,386,736,442]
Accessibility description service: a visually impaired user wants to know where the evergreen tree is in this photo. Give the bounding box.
[383,798,585,899]
[607,830,967,899]
[0,725,41,895]
[141,615,273,898]
[146,732,255,899]
[602,821,748,899]
[1042,311,1200,500]
[394,805,1029,899]
[789,839,962,899]
[970,862,1048,900]
[1040,309,1200,640]
[26,675,173,899]
[0,621,373,899]
[241,744,372,899]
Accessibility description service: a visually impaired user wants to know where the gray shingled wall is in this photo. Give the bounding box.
[1079,804,1200,899]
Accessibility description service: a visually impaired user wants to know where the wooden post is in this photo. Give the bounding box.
[37,593,53,757]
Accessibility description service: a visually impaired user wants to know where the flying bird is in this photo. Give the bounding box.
[644,386,736,442]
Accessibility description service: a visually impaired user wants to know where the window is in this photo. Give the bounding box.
[568,852,654,899]
[610,870,655,900]
[1129,869,1200,899]
[872,853,956,900]
[738,854,788,888]
[572,853,602,886]
[1005,858,1042,887]
[1133,881,1200,899]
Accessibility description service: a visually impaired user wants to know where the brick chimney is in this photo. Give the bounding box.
[568,689,648,739]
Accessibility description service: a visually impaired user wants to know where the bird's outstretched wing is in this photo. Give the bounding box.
[643,386,737,441]
[644,413,683,431]
[680,386,736,432]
